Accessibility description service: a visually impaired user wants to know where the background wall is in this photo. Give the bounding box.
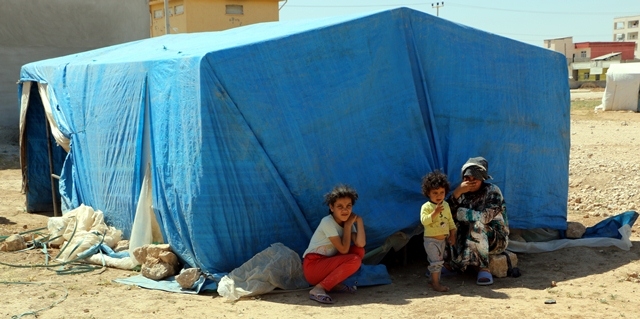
[0,0,150,143]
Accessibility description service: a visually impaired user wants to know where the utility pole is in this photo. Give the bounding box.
[431,2,444,17]
[164,0,171,34]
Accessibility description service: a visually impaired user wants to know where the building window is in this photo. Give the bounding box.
[580,51,586,58]
[226,5,243,15]
[615,33,625,41]
[595,74,600,81]
[614,21,625,30]
[154,9,163,19]
[629,32,639,40]
[629,20,639,28]
[583,73,590,80]
[175,4,184,15]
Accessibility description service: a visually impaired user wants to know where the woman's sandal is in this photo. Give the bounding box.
[476,270,494,286]
[309,293,334,304]
[332,284,357,293]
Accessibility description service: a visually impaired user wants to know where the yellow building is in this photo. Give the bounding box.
[149,0,280,37]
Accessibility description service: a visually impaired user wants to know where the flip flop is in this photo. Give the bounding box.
[332,284,357,294]
[476,270,494,286]
[309,293,334,304]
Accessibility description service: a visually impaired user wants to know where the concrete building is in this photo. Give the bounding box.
[613,15,640,59]
[544,36,636,87]
[543,36,575,66]
[149,0,281,37]
[572,52,621,82]
[0,0,149,143]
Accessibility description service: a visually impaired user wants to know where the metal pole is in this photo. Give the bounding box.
[164,0,170,34]
[43,113,60,217]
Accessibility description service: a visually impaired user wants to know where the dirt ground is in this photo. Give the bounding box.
[2,91,640,319]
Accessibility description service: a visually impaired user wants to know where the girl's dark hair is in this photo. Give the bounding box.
[421,170,450,197]
[323,184,359,211]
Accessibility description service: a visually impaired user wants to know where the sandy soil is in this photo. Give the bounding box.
[2,90,640,319]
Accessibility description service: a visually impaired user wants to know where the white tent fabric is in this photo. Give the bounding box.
[598,63,640,112]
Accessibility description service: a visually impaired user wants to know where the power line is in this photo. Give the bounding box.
[446,3,630,15]
[500,32,613,37]
[284,2,631,15]
[285,3,430,8]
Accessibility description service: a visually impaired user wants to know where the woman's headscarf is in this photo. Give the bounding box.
[461,157,492,181]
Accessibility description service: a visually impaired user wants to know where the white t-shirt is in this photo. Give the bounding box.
[303,215,357,258]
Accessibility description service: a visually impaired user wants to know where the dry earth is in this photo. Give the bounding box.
[2,91,640,319]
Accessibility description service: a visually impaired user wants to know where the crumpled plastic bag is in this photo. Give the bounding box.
[217,243,308,301]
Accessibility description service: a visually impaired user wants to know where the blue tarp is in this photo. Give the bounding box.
[19,8,570,274]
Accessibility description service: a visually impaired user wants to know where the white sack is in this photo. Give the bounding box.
[217,243,309,301]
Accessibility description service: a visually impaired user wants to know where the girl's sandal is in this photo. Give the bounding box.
[309,293,334,304]
[333,284,357,293]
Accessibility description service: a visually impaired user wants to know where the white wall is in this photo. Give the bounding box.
[0,0,150,143]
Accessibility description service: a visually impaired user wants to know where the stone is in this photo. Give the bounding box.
[158,250,178,265]
[114,240,129,252]
[134,244,180,280]
[132,245,149,264]
[0,234,27,252]
[508,229,526,242]
[566,222,586,239]
[176,268,202,289]
[488,251,518,278]
[141,262,175,280]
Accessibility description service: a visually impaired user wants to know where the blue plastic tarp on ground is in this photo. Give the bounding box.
[19,8,569,274]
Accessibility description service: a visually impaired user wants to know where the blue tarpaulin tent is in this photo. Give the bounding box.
[18,8,569,274]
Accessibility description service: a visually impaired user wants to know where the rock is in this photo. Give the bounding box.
[488,251,518,278]
[176,268,202,289]
[133,244,180,280]
[566,222,586,239]
[141,262,175,280]
[132,245,149,264]
[114,240,129,252]
[0,234,27,252]
[158,250,178,265]
[508,229,526,242]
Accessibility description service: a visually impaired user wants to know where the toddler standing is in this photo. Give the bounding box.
[420,170,457,292]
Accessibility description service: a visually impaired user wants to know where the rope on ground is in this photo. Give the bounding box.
[0,227,47,243]
[0,281,69,319]
[0,218,106,275]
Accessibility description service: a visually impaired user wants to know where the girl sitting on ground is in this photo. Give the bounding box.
[302,184,366,304]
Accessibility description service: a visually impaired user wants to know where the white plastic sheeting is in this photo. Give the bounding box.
[47,204,123,261]
[507,225,633,253]
[217,243,308,301]
[598,63,640,112]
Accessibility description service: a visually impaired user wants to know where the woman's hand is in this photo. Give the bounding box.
[459,180,480,193]
[452,179,481,199]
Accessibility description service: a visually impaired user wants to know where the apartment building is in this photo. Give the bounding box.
[613,15,640,59]
[149,0,281,37]
[544,37,635,84]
